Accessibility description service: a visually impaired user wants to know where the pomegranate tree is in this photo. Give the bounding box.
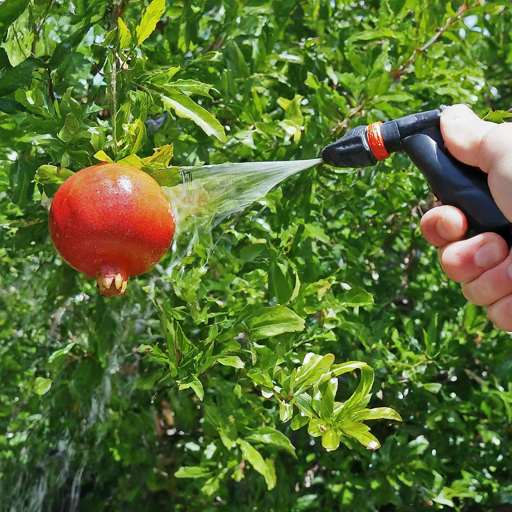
[49,163,175,297]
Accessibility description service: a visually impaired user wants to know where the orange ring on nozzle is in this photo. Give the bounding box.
[367,121,390,161]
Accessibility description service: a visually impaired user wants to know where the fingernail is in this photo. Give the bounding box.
[436,212,464,240]
[474,243,502,269]
[507,262,512,280]
[436,218,451,240]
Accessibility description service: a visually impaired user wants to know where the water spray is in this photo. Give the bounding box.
[168,107,512,253]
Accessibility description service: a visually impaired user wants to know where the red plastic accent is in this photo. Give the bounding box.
[367,121,390,161]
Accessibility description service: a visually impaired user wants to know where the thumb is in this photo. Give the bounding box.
[442,104,512,222]
[440,104,495,170]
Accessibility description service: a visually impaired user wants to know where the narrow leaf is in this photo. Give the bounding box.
[216,356,244,369]
[136,0,166,46]
[294,353,335,390]
[118,17,132,50]
[163,79,214,98]
[244,427,296,457]
[162,92,227,142]
[349,407,402,422]
[175,466,212,479]
[236,439,276,490]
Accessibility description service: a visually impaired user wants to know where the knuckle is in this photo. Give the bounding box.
[461,283,488,307]
[488,301,512,332]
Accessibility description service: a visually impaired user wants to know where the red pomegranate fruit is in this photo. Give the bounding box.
[49,162,175,297]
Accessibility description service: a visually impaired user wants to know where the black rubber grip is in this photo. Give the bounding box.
[401,125,512,245]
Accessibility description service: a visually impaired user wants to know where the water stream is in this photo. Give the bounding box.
[164,158,322,263]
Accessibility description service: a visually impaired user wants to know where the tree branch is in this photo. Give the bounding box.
[391,1,475,80]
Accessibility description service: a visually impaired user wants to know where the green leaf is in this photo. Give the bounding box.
[162,92,227,142]
[244,427,296,457]
[164,79,214,98]
[191,51,222,63]
[174,466,212,479]
[0,0,30,38]
[335,366,374,420]
[483,110,512,123]
[349,407,402,422]
[319,380,335,419]
[35,165,74,185]
[246,370,273,389]
[269,251,292,304]
[279,401,293,422]
[339,422,380,450]
[0,97,27,114]
[236,439,276,490]
[118,17,132,50]
[339,287,374,307]
[0,58,41,97]
[124,119,147,155]
[47,343,75,368]
[34,377,52,396]
[294,353,335,390]
[322,429,341,451]
[134,368,165,390]
[304,223,331,244]
[277,94,304,126]
[49,20,92,69]
[93,150,114,163]
[290,414,309,431]
[424,312,438,355]
[136,0,166,46]
[245,306,305,341]
[141,144,174,169]
[422,383,442,394]
[294,393,316,418]
[9,152,37,207]
[216,356,244,369]
[178,375,204,401]
[118,154,143,169]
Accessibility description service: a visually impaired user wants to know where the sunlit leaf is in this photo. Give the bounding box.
[34,377,52,396]
[136,0,165,46]
[162,92,227,142]
[244,306,305,340]
[118,17,132,50]
[0,0,29,37]
[236,439,276,490]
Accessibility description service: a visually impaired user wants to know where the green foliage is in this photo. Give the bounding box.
[0,0,512,511]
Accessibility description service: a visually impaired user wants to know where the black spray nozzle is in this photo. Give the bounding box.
[321,125,377,168]
[322,109,443,168]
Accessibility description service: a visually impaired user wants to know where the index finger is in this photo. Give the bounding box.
[420,204,467,247]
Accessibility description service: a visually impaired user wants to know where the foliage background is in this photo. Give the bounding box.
[0,0,512,510]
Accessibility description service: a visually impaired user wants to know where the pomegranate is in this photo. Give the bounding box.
[49,162,175,297]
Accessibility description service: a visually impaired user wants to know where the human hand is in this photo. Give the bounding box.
[420,104,512,330]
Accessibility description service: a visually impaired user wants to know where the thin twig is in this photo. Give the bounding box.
[47,69,56,103]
